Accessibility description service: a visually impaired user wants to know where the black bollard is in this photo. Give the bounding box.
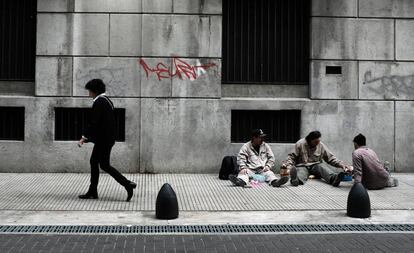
[347,182,371,218]
[156,183,179,219]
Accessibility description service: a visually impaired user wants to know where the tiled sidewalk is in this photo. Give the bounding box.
[0,173,412,211]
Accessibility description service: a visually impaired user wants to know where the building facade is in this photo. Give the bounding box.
[0,0,413,173]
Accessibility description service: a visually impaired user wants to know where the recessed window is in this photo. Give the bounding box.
[0,107,25,141]
[222,0,310,84]
[55,108,125,142]
[326,66,342,75]
[231,110,301,143]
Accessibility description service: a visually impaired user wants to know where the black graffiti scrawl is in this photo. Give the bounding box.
[363,70,414,98]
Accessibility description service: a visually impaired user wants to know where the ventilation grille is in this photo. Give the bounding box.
[55,108,125,141]
[222,0,310,84]
[231,110,301,143]
[0,106,25,140]
[0,0,36,81]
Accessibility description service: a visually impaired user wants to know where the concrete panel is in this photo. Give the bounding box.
[0,97,140,173]
[73,14,109,56]
[173,0,222,14]
[142,0,172,13]
[312,18,394,60]
[311,60,358,99]
[312,0,357,17]
[142,15,222,57]
[359,0,414,18]
[73,57,140,97]
[140,98,227,173]
[36,57,73,96]
[74,0,141,12]
[139,58,172,97]
[221,85,308,98]
[395,102,414,172]
[38,0,74,12]
[359,61,414,100]
[209,16,222,57]
[303,100,395,169]
[142,0,221,14]
[396,20,414,61]
[140,99,216,173]
[37,14,73,55]
[0,82,34,96]
[171,58,221,98]
[110,14,141,56]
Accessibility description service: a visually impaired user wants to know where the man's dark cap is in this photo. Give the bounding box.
[252,129,266,137]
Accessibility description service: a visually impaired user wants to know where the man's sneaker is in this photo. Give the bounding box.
[384,161,391,175]
[229,174,246,187]
[290,166,300,186]
[271,176,289,187]
[332,172,345,187]
[393,178,399,187]
[387,177,398,187]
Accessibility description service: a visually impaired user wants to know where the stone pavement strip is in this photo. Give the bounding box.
[1,233,414,253]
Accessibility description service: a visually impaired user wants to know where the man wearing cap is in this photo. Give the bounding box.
[229,129,289,187]
[352,133,398,190]
[283,131,351,187]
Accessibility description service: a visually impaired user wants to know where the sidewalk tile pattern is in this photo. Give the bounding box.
[0,173,412,211]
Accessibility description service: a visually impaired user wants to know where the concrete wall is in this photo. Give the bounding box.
[0,0,413,173]
[311,0,414,172]
[140,98,394,173]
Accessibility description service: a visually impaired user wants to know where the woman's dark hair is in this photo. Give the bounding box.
[305,131,321,143]
[85,79,105,94]
[353,133,366,146]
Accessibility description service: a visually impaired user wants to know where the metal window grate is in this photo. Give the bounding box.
[55,108,125,142]
[0,107,24,140]
[222,0,310,84]
[0,0,37,81]
[231,110,301,143]
[0,224,413,235]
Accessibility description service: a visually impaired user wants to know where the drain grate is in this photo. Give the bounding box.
[0,224,413,234]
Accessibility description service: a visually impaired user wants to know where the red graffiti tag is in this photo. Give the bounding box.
[139,58,217,81]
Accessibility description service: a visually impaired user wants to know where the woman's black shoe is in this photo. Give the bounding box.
[78,192,98,199]
[125,182,137,202]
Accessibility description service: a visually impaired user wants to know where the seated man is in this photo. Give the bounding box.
[352,133,398,190]
[229,129,289,188]
[283,131,350,187]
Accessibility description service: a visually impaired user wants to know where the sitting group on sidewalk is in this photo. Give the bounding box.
[228,129,398,190]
